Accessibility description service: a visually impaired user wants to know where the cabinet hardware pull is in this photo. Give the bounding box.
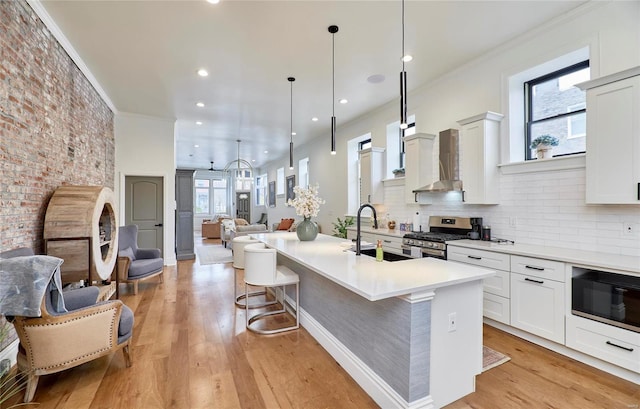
[525,278,544,284]
[154,223,163,227]
[606,341,634,352]
[525,265,545,271]
[468,255,481,260]
[637,182,639,201]
[383,240,391,243]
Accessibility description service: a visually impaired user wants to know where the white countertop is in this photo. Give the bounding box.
[447,240,640,275]
[251,232,495,301]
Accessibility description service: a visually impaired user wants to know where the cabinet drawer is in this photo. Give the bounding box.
[484,269,510,298]
[566,316,640,373]
[379,236,402,252]
[511,255,565,282]
[483,292,510,325]
[448,247,510,271]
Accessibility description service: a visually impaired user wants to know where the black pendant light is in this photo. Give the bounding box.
[399,0,408,130]
[288,76,295,170]
[329,25,339,155]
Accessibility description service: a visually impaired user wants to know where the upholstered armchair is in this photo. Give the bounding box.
[117,225,164,295]
[0,250,133,403]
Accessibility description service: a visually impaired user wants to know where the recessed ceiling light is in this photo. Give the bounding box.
[367,74,385,84]
[291,132,297,136]
[252,159,255,162]
[197,69,208,77]
[196,102,205,107]
[194,144,199,148]
[311,117,318,122]
[339,99,348,104]
[206,0,220,4]
[402,54,413,62]
[264,150,269,154]
[196,121,202,125]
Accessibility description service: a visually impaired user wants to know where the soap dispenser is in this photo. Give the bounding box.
[376,240,384,262]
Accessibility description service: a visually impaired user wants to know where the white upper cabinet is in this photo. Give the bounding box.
[457,112,504,204]
[577,66,640,204]
[403,133,435,204]
[359,147,385,204]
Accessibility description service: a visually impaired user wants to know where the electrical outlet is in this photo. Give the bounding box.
[624,222,633,235]
[448,312,457,332]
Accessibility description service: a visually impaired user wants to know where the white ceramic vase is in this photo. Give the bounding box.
[536,145,553,159]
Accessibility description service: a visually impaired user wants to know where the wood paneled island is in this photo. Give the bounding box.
[251,232,495,409]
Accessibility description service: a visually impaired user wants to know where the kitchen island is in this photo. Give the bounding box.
[251,232,495,409]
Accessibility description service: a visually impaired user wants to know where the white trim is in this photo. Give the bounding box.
[498,154,585,175]
[383,177,405,187]
[300,308,435,409]
[26,0,116,113]
[484,318,640,384]
[119,172,177,266]
[0,339,19,370]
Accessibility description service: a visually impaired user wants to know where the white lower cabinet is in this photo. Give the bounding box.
[566,315,640,373]
[447,246,510,325]
[510,271,565,344]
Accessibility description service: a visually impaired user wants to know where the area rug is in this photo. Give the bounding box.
[482,346,511,372]
[196,245,233,265]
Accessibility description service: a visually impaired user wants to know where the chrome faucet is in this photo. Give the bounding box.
[356,203,378,256]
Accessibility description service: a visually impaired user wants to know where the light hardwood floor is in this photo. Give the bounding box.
[6,237,638,408]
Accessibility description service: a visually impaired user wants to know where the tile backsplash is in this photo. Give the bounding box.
[382,167,640,257]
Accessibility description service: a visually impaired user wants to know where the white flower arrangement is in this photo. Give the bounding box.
[287,184,325,219]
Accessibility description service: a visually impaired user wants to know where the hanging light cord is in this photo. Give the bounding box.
[332,33,335,118]
[402,0,405,72]
[290,80,293,144]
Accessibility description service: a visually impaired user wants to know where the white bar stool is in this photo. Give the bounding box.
[244,242,299,334]
[232,236,276,309]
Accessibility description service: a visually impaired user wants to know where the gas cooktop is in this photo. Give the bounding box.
[403,231,468,242]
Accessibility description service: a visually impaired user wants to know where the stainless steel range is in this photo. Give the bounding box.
[402,216,482,259]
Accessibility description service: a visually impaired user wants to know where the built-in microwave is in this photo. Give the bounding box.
[572,268,640,333]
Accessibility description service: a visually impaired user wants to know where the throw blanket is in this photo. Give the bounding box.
[0,255,66,317]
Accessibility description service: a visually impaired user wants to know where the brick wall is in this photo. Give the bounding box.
[0,0,115,254]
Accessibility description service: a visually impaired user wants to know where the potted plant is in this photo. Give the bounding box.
[392,168,405,178]
[530,134,559,159]
[332,216,355,239]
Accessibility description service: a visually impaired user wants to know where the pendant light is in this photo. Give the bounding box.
[328,25,339,155]
[288,77,295,170]
[399,0,408,130]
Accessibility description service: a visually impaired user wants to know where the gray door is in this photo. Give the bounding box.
[236,192,250,222]
[125,176,164,255]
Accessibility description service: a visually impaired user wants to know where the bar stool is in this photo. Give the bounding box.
[232,236,276,309]
[244,242,299,334]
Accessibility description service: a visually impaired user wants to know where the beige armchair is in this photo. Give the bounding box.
[0,250,133,403]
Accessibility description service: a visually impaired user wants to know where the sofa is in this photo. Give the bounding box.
[228,224,269,248]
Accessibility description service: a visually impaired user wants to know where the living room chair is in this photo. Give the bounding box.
[117,225,164,295]
[0,251,133,403]
[243,243,299,334]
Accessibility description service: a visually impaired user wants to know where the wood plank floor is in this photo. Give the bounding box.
[4,237,638,408]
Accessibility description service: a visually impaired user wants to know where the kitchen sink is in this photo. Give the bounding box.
[356,248,412,262]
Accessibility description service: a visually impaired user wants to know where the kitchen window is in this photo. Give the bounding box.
[524,60,590,160]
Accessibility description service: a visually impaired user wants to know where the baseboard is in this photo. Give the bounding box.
[300,308,434,409]
[484,318,640,384]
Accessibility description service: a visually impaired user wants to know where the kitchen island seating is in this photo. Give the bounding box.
[232,236,276,309]
[243,242,299,334]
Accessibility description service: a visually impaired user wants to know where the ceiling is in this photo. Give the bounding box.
[38,0,586,171]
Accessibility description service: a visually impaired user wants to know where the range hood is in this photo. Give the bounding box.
[413,128,463,193]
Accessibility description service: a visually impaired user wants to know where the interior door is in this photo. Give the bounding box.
[125,176,164,255]
[236,192,250,222]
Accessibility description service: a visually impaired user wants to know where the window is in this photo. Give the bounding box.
[255,174,267,206]
[234,169,252,191]
[212,179,227,213]
[347,133,372,214]
[194,179,210,214]
[276,167,285,195]
[385,116,415,178]
[298,157,309,189]
[524,60,589,160]
[195,176,228,214]
[359,139,372,150]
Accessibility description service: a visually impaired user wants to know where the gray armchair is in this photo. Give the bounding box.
[0,248,133,403]
[117,225,164,295]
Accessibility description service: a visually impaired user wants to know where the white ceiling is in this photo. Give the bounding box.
[38,0,586,170]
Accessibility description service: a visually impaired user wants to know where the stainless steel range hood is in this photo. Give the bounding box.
[413,128,463,193]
